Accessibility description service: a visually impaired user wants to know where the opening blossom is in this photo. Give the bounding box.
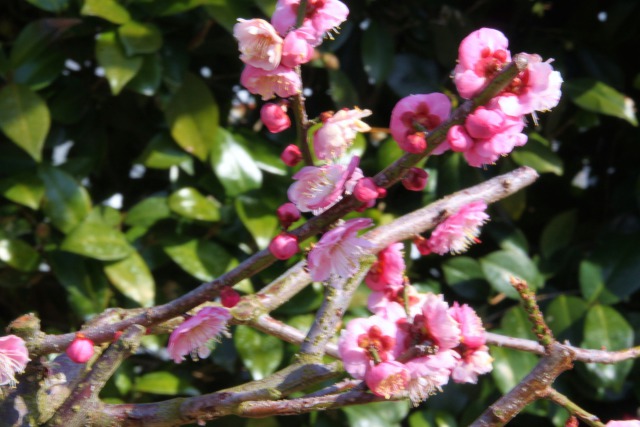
[260,102,291,133]
[390,93,451,154]
[313,108,372,160]
[271,0,349,47]
[365,242,405,291]
[0,335,30,387]
[240,65,301,100]
[167,307,232,364]
[307,218,374,282]
[234,19,283,71]
[422,201,489,255]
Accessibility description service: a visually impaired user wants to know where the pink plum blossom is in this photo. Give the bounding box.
[287,156,361,214]
[66,333,95,364]
[338,315,404,379]
[606,422,640,427]
[424,201,489,255]
[450,302,486,349]
[234,19,283,70]
[260,103,291,133]
[353,177,380,203]
[404,350,459,405]
[414,293,461,351]
[451,345,493,384]
[0,335,30,387]
[368,283,424,321]
[453,28,511,99]
[240,65,301,100]
[390,93,451,154]
[313,108,371,160]
[307,218,374,282]
[281,29,315,67]
[271,0,349,46]
[269,232,299,260]
[365,361,410,399]
[365,242,405,291]
[167,307,232,363]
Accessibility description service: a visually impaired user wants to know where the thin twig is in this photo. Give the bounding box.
[543,388,606,427]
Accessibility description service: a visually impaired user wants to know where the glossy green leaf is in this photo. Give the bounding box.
[13,48,65,90]
[165,73,219,161]
[233,130,287,176]
[133,371,198,396]
[234,325,283,380]
[163,238,232,281]
[125,196,171,228]
[126,53,163,96]
[361,19,394,86]
[511,133,563,176]
[487,223,529,254]
[328,69,358,109]
[235,195,279,250]
[0,236,40,272]
[210,128,262,197]
[38,165,92,233]
[26,0,70,12]
[581,305,634,389]
[137,133,192,170]
[540,210,577,258]
[118,21,163,56]
[343,401,410,427]
[48,251,111,318]
[168,187,220,222]
[490,307,538,394]
[104,250,155,307]
[480,249,543,299]
[96,31,142,96]
[81,0,131,24]
[0,84,50,162]
[565,78,638,126]
[0,172,44,210]
[442,256,488,300]
[9,18,79,69]
[544,295,587,343]
[61,215,132,261]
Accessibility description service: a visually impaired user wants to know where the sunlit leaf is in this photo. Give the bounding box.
[61,215,132,261]
[39,165,92,233]
[0,236,40,272]
[118,21,163,56]
[565,78,638,126]
[133,371,198,396]
[81,0,131,24]
[168,187,220,222]
[210,128,262,197]
[104,250,155,306]
[96,31,142,95]
[0,172,44,210]
[163,238,232,281]
[234,325,283,380]
[480,249,543,299]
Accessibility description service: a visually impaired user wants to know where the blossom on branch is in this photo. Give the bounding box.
[0,335,29,387]
[240,65,301,100]
[167,307,232,364]
[390,93,451,154]
[234,19,283,71]
[313,108,372,161]
[422,201,489,255]
[365,242,405,291]
[272,0,349,46]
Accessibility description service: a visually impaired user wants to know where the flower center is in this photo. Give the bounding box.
[357,325,395,363]
[475,48,508,79]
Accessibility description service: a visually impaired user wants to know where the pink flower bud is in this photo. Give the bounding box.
[402,168,428,191]
[281,144,302,166]
[269,233,299,260]
[260,103,291,133]
[353,178,379,203]
[281,29,314,68]
[404,133,427,153]
[220,286,241,308]
[276,202,301,229]
[66,333,94,364]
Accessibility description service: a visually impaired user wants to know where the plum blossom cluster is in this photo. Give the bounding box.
[339,263,492,403]
[390,28,562,167]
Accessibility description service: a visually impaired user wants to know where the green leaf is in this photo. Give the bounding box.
[133,371,198,396]
[565,78,638,126]
[442,256,488,300]
[544,295,587,343]
[118,21,163,56]
[168,187,220,222]
[165,73,219,161]
[0,236,40,272]
[137,133,192,170]
[511,133,563,175]
[580,305,634,390]
[48,251,111,319]
[343,401,410,427]
[39,165,92,233]
[480,249,543,299]
[125,196,171,228]
[328,69,358,109]
[234,325,283,380]
[210,128,262,197]
[163,238,232,281]
[61,215,132,261]
[126,53,163,96]
[9,18,79,69]
[104,250,155,306]
[0,84,50,162]
[26,0,71,12]
[13,48,65,90]
[144,0,225,16]
[0,172,44,209]
[361,19,394,86]
[235,195,279,250]
[540,210,577,258]
[96,31,142,96]
[81,0,131,24]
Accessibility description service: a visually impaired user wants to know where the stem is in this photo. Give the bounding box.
[291,90,315,166]
[511,277,555,349]
[543,389,606,427]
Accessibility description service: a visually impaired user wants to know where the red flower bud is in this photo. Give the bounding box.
[276,202,301,229]
[353,178,380,203]
[269,233,299,260]
[66,333,95,364]
[402,167,428,191]
[281,144,303,167]
[220,286,241,308]
[413,235,431,256]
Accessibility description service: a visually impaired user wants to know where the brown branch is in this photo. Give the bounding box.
[542,388,606,427]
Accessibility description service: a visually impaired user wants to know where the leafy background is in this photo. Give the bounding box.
[0,0,639,426]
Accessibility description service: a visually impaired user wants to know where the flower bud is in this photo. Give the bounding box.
[276,202,301,229]
[269,233,299,260]
[66,333,94,364]
[220,286,241,308]
[404,133,427,153]
[260,103,291,133]
[281,30,314,68]
[353,178,380,203]
[402,167,428,191]
[281,144,302,166]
